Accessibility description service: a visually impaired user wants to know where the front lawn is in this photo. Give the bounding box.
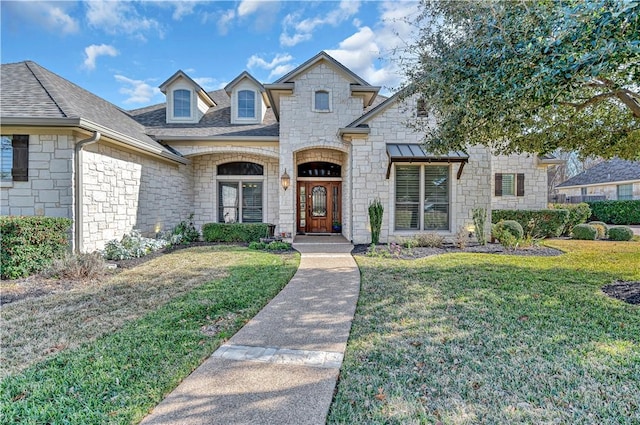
[328,240,640,424]
[0,246,299,424]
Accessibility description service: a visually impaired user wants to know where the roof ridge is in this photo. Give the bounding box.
[22,60,69,117]
[24,61,78,118]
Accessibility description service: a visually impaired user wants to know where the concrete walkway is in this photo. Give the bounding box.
[140,236,359,425]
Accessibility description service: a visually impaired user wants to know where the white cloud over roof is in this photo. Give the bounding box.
[83,44,119,71]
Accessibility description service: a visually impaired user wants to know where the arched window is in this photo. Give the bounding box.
[238,90,255,118]
[314,90,330,111]
[173,89,191,118]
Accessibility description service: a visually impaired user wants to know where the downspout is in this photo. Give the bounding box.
[74,131,101,253]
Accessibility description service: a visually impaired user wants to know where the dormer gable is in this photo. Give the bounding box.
[224,71,269,125]
[159,70,215,124]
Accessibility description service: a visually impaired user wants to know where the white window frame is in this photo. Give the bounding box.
[394,164,451,232]
[501,173,516,196]
[312,89,332,112]
[237,89,256,119]
[617,183,633,200]
[172,89,192,119]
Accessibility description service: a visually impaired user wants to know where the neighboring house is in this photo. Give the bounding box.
[556,159,640,203]
[1,52,556,252]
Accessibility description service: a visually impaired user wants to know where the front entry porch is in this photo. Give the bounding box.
[296,180,342,234]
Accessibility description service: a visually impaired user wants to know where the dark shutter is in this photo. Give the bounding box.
[517,173,525,197]
[11,135,29,181]
[494,173,502,197]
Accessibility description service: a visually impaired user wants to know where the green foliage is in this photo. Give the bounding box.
[495,220,524,240]
[491,222,519,250]
[571,224,597,240]
[608,226,634,241]
[103,230,168,260]
[587,200,640,225]
[472,208,487,245]
[368,198,384,245]
[492,209,569,238]
[248,241,292,251]
[202,223,272,243]
[171,213,200,244]
[587,221,609,239]
[0,216,72,279]
[403,233,444,248]
[400,1,640,159]
[550,203,592,236]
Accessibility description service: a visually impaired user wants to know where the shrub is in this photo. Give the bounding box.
[172,214,200,244]
[0,216,72,279]
[587,200,640,225]
[103,230,168,260]
[571,224,597,240]
[587,221,608,239]
[404,233,445,248]
[608,226,634,241]
[492,209,568,238]
[202,223,272,243]
[550,203,591,236]
[44,253,108,280]
[491,222,520,250]
[472,207,487,245]
[368,198,384,245]
[248,241,267,250]
[494,220,524,240]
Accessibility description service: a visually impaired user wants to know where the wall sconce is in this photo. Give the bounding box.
[280,169,290,191]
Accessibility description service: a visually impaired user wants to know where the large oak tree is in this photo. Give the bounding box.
[401,0,640,159]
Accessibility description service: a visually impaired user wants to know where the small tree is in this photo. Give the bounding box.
[368,198,384,245]
[472,208,487,245]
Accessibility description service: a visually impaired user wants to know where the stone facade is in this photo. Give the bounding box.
[491,154,549,210]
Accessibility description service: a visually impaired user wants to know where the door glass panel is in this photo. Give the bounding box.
[219,182,238,223]
[299,186,306,227]
[311,186,327,217]
[332,185,339,221]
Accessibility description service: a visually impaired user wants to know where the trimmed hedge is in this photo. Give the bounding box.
[587,200,640,225]
[608,226,634,241]
[202,223,273,243]
[571,224,597,240]
[491,209,569,238]
[587,221,608,239]
[550,203,591,236]
[1,216,72,279]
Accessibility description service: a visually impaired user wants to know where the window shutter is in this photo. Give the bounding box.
[12,135,29,181]
[494,173,502,197]
[517,173,525,197]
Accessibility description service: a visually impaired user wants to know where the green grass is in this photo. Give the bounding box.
[328,240,640,424]
[0,246,299,424]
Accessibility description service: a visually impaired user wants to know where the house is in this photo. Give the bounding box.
[555,158,640,203]
[1,52,555,252]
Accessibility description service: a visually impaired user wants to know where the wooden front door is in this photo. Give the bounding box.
[297,181,341,233]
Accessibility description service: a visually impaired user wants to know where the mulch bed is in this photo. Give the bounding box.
[602,281,640,305]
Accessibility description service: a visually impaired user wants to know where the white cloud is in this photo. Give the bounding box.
[192,77,223,91]
[237,1,262,17]
[247,53,295,80]
[280,0,361,47]
[83,44,119,71]
[114,75,162,105]
[3,1,79,34]
[217,9,236,35]
[167,1,201,20]
[85,1,162,39]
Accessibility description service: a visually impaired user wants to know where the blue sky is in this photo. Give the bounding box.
[1,1,420,109]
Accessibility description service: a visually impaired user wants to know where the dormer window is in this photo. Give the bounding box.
[238,90,255,118]
[314,90,330,112]
[173,89,191,118]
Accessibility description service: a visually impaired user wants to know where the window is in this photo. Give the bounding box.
[218,182,263,223]
[173,89,191,118]
[217,161,264,223]
[417,98,428,117]
[314,90,330,111]
[395,165,449,231]
[495,173,524,197]
[238,90,255,118]
[617,184,633,200]
[1,135,28,182]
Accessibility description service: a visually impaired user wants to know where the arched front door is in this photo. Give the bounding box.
[297,181,341,233]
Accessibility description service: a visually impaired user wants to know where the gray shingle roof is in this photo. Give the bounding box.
[129,89,280,138]
[557,158,640,187]
[1,61,176,158]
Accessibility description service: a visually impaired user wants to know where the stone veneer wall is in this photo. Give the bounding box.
[350,99,493,244]
[1,133,74,219]
[491,154,549,210]
[80,142,193,252]
[191,152,279,230]
[277,62,360,238]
